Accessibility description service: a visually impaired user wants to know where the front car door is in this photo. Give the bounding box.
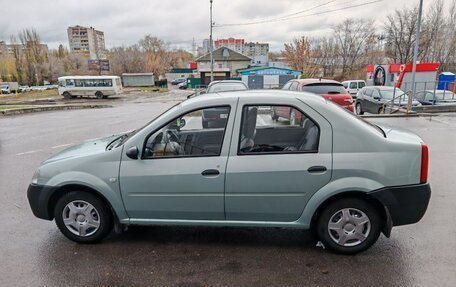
[119,100,236,221]
[225,97,332,222]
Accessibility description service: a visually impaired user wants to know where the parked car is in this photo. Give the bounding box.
[342,80,366,98]
[19,85,31,93]
[202,80,248,128]
[206,80,248,93]
[355,86,421,115]
[177,81,188,89]
[27,90,431,254]
[275,79,353,124]
[1,84,10,94]
[171,78,187,85]
[415,90,456,105]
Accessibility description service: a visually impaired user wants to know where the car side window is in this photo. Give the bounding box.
[289,82,299,91]
[143,106,230,159]
[350,82,357,89]
[282,82,292,90]
[364,88,373,97]
[359,82,366,88]
[372,90,381,99]
[238,105,319,155]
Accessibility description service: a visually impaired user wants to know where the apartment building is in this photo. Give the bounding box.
[67,26,106,60]
[214,38,245,54]
[244,42,269,66]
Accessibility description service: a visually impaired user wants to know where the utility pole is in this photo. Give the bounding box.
[410,0,424,112]
[209,0,214,83]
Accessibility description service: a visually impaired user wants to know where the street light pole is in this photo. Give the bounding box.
[209,0,214,83]
[410,0,424,112]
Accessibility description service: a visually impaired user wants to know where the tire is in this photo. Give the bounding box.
[378,106,384,114]
[95,91,104,99]
[356,103,364,115]
[316,198,381,255]
[62,92,71,99]
[54,191,113,243]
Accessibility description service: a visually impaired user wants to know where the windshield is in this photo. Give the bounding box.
[207,82,247,93]
[379,88,406,100]
[303,83,347,95]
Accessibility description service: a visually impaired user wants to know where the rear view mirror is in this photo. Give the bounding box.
[126,146,139,159]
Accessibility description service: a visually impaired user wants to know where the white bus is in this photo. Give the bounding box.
[58,76,122,99]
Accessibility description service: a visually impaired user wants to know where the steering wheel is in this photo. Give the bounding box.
[161,129,180,144]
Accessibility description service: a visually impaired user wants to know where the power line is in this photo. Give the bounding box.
[215,0,384,27]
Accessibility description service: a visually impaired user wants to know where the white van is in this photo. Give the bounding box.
[58,76,122,99]
[342,80,366,98]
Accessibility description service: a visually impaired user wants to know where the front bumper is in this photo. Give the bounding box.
[368,183,431,227]
[27,184,58,220]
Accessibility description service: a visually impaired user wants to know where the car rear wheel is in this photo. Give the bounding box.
[54,191,113,243]
[95,91,104,99]
[356,103,364,115]
[378,107,384,114]
[62,92,71,99]
[316,198,381,254]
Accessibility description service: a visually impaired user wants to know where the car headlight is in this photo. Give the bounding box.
[31,169,40,184]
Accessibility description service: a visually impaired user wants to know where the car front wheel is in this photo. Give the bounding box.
[54,191,113,243]
[356,103,364,115]
[316,198,381,254]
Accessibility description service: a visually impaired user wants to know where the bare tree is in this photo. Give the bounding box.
[333,19,376,75]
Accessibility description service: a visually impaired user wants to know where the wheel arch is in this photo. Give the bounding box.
[48,184,120,225]
[309,191,392,237]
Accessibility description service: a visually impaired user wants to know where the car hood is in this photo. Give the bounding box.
[377,124,423,143]
[42,134,121,164]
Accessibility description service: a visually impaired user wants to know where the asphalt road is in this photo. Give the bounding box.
[1,92,455,287]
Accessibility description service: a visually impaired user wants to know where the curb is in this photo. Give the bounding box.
[0,104,112,116]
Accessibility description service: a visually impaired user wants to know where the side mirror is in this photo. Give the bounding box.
[126,146,139,159]
[373,96,380,100]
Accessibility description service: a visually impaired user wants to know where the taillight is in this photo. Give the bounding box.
[343,95,354,103]
[420,144,429,184]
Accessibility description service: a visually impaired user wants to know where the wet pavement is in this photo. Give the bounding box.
[1,92,455,286]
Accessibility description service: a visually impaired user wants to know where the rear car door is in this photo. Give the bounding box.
[225,97,332,222]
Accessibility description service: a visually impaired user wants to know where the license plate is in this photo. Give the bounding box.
[220,114,228,119]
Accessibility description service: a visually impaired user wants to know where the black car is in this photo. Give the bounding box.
[355,86,420,114]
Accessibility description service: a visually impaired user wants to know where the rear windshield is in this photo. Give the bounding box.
[303,83,346,95]
[207,82,247,93]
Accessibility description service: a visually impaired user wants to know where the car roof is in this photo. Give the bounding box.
[423,90,455,93]
[187,89,326,106]
[292,78,343,85]
[208,80,246,86]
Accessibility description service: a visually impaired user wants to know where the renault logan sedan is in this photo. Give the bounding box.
[27,90,431,254]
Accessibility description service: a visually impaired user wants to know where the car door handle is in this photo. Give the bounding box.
[201,169,220,176]
[308,166,327,173]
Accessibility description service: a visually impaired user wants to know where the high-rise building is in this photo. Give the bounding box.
[202,39,211,54]
[244,42,269,66]
[67,26,106,60]
[214,38,245,54]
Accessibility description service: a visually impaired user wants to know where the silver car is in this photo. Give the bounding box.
[27,90,431,254]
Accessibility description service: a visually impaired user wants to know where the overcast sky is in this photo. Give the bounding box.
[0,0,436,52]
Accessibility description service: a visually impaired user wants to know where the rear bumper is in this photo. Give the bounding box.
[27,184,58,220]
[368,183,431,227]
